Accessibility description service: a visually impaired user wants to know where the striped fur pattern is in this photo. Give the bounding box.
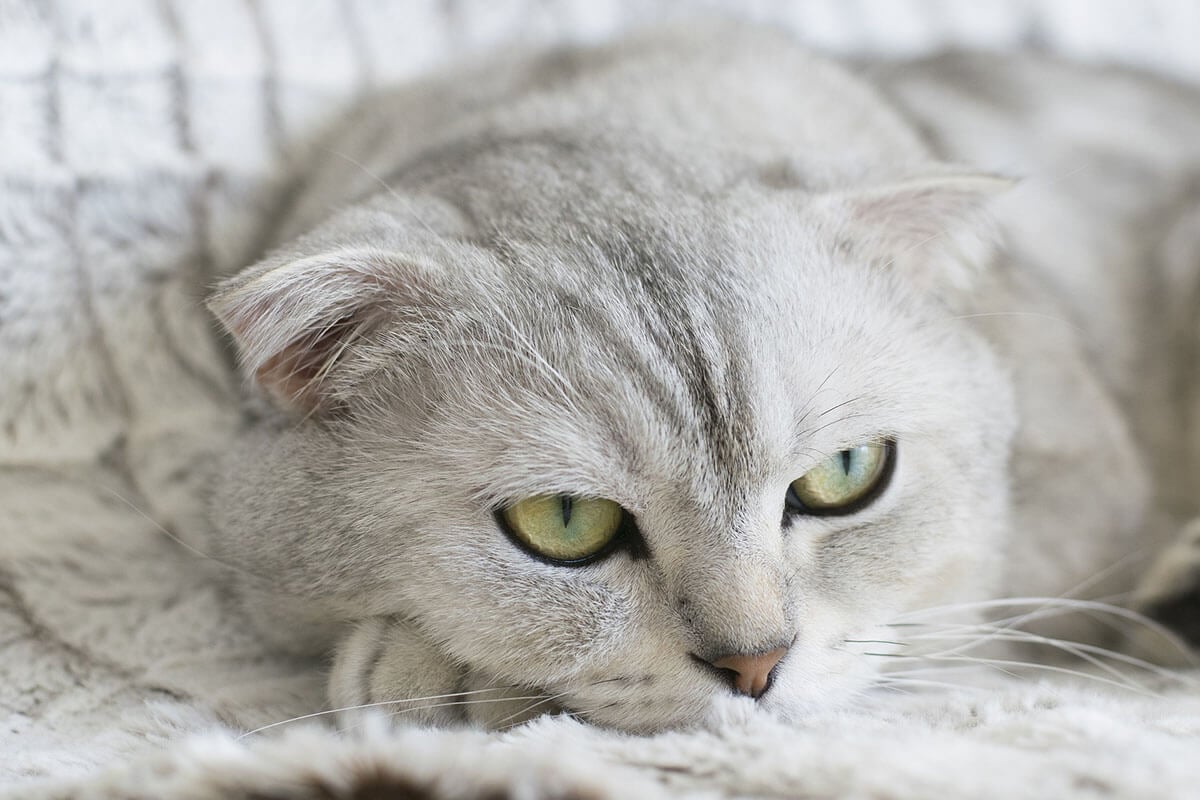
[207,26,1200,733]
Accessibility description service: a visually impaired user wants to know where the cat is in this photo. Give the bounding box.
[205,24,1200,734]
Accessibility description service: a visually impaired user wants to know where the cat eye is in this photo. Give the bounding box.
[786,440,895,515]
[498,495,626,564]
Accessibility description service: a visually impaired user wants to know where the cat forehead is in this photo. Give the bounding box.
[391,232,916,509]
[341,135,955,500]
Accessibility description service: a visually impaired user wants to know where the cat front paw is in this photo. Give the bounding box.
[329,616,561,730]
[329,616,467,728]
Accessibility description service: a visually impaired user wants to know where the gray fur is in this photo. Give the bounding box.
[206,25,1200,732]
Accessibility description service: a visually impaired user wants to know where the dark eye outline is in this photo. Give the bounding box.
[784,439,898,518]
[493,498,645,567]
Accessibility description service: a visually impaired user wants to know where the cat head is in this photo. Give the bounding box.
[208,137,1016,731]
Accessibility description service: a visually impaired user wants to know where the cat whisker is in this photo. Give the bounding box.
[326,148,442,239]
[815,395,866,419]
[895,595,1200,667]
[892,599,1111,640]
[865,652,1163,697]
[492,691,574,729]
[898,629,1153,680]
[897,594,1170,630]
[877,227,956,272]
[792,364,843,431]
[486,677,641,728]
[394,334,582,420]
[870,594,1199,690]
[870,681,915,695]
[1025,162,1092,192]
[481,676,641,729]
[880,665,997,677]
[328,693,561,736]
[236,685,523,740]
[801,411,876,440]
[871,675,979,693]
[575,675,641,689]
[950,311,1084,334]
[101,486,211,562]
[916,631,1197,687]
[557,700,620,724]
[100,486,297,596]
[483,298,586,415]
[379,691,568,732]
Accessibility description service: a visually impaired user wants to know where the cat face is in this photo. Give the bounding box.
[209,141,1016,732]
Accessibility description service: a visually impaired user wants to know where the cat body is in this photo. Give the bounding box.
[879,53,1200,629]
[207,26,1200,732]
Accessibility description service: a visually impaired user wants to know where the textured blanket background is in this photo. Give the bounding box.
[2,1,1199,797]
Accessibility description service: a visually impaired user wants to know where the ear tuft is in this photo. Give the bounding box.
[209,249,424,413]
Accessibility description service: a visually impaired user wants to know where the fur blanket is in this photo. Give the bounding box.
[3,1,1199,797]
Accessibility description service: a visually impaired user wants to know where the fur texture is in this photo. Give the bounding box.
[206,26,1200,734]
[4,2,1200,797]
[19,684,1200,800]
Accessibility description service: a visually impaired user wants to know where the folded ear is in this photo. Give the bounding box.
[208,248,437,414]
[818,168,1016,291]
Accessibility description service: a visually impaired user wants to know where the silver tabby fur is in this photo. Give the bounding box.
[207,25,1200,733]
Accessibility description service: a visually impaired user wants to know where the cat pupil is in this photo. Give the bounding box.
[841,450,853,474]
[561,496,573,527]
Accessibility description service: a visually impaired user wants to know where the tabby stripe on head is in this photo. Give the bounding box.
[601,226,762,484]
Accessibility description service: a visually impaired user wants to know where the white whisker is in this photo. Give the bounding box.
[101,487,296,594]
[492,690,573,729]
[237,685,521,740]
[868,652,1161,696]
[894,595,1200,668]
[873,676,979,693]
[900,630,1176,687]
[951,311,1084,334]
[326,149,441,239]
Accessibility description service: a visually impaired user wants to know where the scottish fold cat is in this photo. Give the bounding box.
[206,25,1200,732]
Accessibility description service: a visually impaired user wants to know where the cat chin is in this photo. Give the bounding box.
[698,693,762,730]
[695,687,862,731]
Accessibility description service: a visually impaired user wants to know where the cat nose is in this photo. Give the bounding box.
[707,646,789,698]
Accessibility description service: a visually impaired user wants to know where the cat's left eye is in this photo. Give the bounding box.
[786,440,896,516]
[498,495,626,564]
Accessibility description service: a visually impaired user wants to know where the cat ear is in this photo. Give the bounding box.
[208,248,436,413]
[821,169,1016,290]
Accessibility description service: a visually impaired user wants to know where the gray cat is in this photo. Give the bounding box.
[206,24,1200,733]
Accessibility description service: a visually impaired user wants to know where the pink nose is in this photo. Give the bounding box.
[710,646,788,698]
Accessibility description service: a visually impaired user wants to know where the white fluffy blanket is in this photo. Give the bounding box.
[3,1,1200,797]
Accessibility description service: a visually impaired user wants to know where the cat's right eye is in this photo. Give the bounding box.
[786,440,896,516]
[498,495,626,564]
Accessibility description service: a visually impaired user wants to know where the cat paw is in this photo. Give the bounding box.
[329,616,467,728]
[329,616,561,730]
[1126,519,1200,664]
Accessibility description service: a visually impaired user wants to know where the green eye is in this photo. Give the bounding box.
[499,495,625,563]
[786,441,895,515]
